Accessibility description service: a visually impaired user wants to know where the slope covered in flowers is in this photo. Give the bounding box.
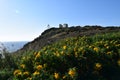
[13,31,120,80]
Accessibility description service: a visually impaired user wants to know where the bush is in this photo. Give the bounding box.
[0,52,17,80]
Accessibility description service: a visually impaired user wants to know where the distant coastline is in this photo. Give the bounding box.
[0,41,29,53]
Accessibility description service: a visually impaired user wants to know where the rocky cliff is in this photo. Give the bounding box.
[14,25,120,55]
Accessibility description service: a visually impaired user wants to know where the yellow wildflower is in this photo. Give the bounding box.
[34,52,37,56]
[118,44,120,47]
[33,71,40,76]
[106,51,112,55]
[14,69,22,76]
[23,71,29,76]
[54,51,60,57]
[54,72,59,79]
[93,47,99,52]
[89,46,92,48]
[95,63,102,70]
[27,77,32,80]
[63,75,66,79]
[61,51,64,55]
[100,41,103,44]
[36,65,43,71]
[20,64,25,69]
[116,44,120,47]
[68,68,76,78]
[63,45,67,50]
[110,40,113,44]
[75,42,78,46]
[17,72,22,76]
[35,53,40,59]
[43,64,47,68]
[104,44,108,47]
[117,59,120,66]
[56,53,60,57]
[106,46,109,49]
[75,52,78,57]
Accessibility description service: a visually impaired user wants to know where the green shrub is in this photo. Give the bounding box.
[0,52,17,80]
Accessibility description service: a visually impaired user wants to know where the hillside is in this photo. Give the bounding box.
[15,25,120,56]
[13,31,120,80]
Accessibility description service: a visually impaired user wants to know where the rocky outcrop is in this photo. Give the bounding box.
[14,25,120,55]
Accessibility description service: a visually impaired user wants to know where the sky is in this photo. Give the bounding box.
[0,0,120,41]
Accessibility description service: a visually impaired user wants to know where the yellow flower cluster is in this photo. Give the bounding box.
[75,52,78,57]
[33,71,40,76]
[27,77,32,80]
[35,53,40,59]
[14,70,22,76]
[104,44,108,47]
[106,46,109,49]
[36,65,43,71]
[20,64,25,69]
[61,51,64,55]
[34,52,37,56]
[54,72,60,79]
[62,75,66,79]
[89,46,92,48]
[106,51,112,55]
[63,45,67,50]
[23,71,29,76]
[93,47,99,52]
[54,51,60,57]
[95,63,102,70]
[68,68,76,78]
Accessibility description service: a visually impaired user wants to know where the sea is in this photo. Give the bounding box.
[0,41,28,53]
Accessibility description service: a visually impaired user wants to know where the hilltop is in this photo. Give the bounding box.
[15,25,120,56]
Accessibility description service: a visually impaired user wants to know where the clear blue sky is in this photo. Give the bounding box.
[0,0,120,41]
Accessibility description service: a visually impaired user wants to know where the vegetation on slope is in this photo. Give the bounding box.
[15,26,120,57]
[13,31,120,80]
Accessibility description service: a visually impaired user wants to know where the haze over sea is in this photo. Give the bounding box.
[0,41,28,53]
